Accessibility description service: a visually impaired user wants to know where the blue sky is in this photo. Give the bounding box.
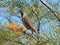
[0,7,22,25]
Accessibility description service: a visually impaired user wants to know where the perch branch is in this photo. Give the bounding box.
[40,0,60,21]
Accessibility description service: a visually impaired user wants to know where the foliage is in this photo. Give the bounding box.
[0,0,60,45]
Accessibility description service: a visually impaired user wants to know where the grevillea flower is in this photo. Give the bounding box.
[8,23,26,34]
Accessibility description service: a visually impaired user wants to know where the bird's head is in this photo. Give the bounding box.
[20,10,25,16]
[20,11,23,16]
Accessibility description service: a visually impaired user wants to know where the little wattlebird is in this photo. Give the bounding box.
[20,10,39,35]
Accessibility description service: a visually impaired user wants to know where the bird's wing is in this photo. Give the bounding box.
[23,16,34,27]
[23,16,38,33]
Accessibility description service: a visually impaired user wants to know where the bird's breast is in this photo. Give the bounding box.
[23,20,30,29]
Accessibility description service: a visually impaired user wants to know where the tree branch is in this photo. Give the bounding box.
[32,10,41,33]
[23,30,37,40]
[40,0,60,21]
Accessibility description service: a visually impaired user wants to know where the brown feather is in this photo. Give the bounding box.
[21,11,38,34]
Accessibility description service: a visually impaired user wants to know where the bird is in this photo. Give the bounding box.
[20,10,38,34]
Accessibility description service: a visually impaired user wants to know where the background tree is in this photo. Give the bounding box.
[0,0,60,45]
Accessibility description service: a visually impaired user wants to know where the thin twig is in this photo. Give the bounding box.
[40,0,60,21]
[23,30,37,40]
[32,10,40,33]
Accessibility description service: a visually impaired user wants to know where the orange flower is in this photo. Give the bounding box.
[8,23,26,34]
[8,23,20,34]
[8,23,17,30]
